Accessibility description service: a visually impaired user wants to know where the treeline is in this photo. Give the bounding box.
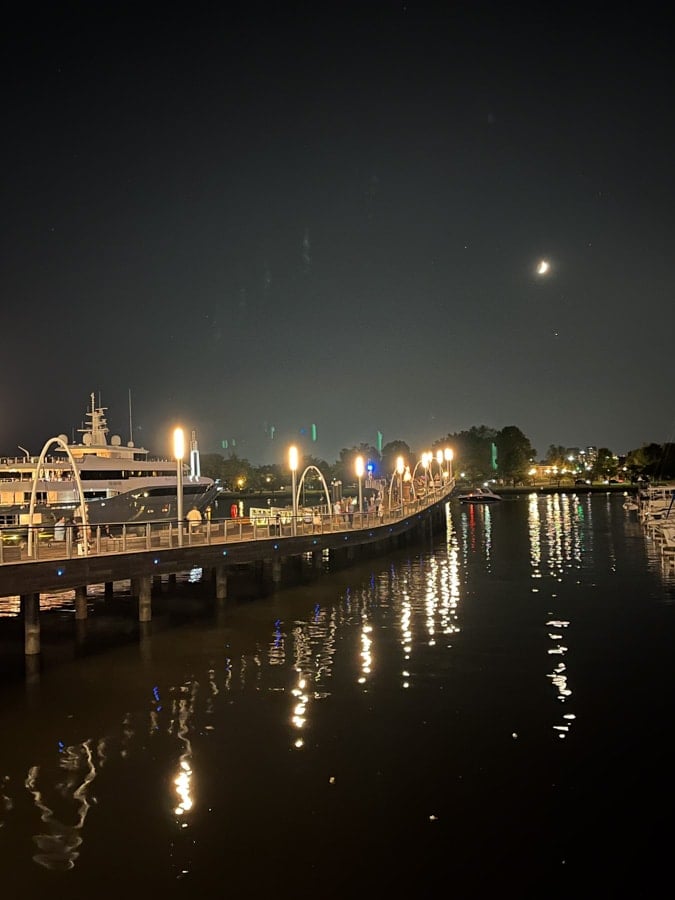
[200,428,675,491]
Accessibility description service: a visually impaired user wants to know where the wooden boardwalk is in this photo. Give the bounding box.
[0,486,454,602]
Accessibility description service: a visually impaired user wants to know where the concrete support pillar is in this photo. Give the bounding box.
[271,558,282,585]
[25,654,41,685]
[152,574,163,593]
[215,566,227,601]
[75,585,88,620]
[104,581,114,599]
[138,574,152,622]
[168,573,177,591]
[75,619,87,649]
[312,550,322,568]
[139,622,152,663]
[21,593,40,656]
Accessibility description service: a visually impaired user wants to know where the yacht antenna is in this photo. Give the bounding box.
[128,388,133,444]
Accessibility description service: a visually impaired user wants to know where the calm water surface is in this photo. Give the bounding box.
[1,493,674,897]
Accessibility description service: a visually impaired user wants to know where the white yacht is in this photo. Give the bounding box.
[0,393,220,529]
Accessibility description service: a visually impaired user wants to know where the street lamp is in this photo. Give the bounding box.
[289,445,298,535]
[173,427,185,547]
[444,448,453,483]
[436,449,444,491]
[421,452,431,493]
[396,455,404,510]
[355,455,364,522]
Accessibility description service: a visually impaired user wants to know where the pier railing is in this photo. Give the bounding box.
[0,480,455,565]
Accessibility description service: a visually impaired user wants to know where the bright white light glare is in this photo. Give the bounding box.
[537,259,550,275]
[173,427,185,460]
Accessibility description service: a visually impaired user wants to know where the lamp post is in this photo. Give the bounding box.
[355,455,364,523]
[289,445,298,536]
[396,455,404,511]
[422,452,431,493]
[174,427,185,547]
[436,450,444,492]
[444,448,453,484]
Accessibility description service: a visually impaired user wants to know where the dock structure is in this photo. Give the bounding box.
[627,482,675,574]
[0,484,454,660]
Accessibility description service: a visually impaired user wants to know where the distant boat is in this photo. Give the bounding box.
[457,486,503,504]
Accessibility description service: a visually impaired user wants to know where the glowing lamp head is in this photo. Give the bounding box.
[173,427,185,460]
[355,455,365,478]
[444,448,453,462]
[396,455,405,476]
[436,450,443,466]
[289,445,298,472]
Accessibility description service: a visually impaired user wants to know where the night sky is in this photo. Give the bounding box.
[3,2,674,465]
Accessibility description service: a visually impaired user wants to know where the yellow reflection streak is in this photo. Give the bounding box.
[360,624,373,678]
[172,690,195,818]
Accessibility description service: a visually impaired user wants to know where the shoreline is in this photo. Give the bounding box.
[485,483,638,497]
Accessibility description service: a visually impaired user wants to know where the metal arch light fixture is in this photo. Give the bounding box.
[421,451,432,492]
[410,456,426,492]
[174,427,185,548]
[289,445,299,536]
[27,436,90,558]
[387,454,406,513]
[396,455,405,510]
[295,463,333,517]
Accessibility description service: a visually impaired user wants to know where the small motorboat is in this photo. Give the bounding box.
[457,486,503,504]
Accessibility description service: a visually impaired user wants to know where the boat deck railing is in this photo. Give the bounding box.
[0,481,455,565]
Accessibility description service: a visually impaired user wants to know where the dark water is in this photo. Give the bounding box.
[1,493,674,897]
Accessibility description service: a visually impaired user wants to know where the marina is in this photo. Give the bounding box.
[627,482,675,571]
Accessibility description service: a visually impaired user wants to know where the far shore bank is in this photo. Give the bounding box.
[483,482,638,497]
[213,481,643,515]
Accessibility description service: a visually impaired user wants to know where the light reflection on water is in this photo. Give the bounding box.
[1,494,674,893]
[24,739,97,871]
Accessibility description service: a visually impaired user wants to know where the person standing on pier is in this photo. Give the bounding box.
[186,507,202,534]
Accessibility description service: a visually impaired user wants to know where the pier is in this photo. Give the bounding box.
[0,483,454,660]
